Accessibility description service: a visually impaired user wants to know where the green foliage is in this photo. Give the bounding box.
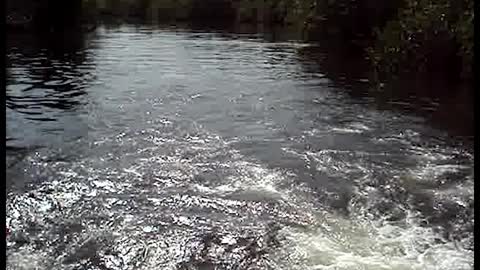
[454,0,474,78]
[303,0,402,41]
[371,0,473,79]
[233,0,310,25]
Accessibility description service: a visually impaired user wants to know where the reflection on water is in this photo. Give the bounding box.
[6,24,473,270]
[296,44,474,140]
[7,32,97,148]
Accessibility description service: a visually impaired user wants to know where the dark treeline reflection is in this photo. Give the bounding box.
[296,43,474,142]
[6,31,97,148]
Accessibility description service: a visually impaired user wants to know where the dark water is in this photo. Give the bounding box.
[6,24,473,270]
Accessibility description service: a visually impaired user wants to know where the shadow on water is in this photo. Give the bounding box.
[296,43,474,142]
[6,31,97,148]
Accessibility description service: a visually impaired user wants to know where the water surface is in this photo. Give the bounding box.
[6,24,474,270]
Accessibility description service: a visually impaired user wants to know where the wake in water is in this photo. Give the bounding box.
[6,118,473,270]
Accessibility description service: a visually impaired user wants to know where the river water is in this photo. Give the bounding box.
[6,24,474,270]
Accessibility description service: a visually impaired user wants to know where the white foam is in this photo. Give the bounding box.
[7,250,48,270]
[7,121,473,270]
[330,127,364,134]
[274,212,473,270]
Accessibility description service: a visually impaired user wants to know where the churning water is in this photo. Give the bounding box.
[6,25,473,270]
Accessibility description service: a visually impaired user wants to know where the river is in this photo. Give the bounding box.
[6,24,474,270]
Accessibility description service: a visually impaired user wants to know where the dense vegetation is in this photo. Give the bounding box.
[367,0,473,81]
[300,0,473,81]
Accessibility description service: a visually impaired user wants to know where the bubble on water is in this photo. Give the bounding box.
[142,226,154,233]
